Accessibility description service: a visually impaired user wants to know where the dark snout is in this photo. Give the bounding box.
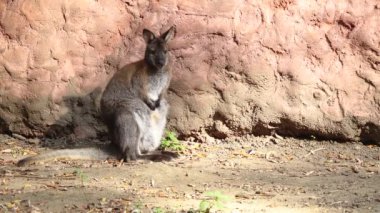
[156,53,166,67]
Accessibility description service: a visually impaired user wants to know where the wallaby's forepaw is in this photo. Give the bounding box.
[145,99,160,110]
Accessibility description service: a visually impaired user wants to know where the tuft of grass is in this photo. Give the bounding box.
[198,191,232,213]
[131,200,143,213]
[152,207,165,213]
[160,130,185,152]
[73,168,88,186]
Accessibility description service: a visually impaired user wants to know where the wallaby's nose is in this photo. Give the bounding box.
[157,59,165,66]
[156,55,166,67]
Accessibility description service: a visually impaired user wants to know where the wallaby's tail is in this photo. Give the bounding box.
[17,145,121,167]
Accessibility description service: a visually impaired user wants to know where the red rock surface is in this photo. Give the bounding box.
[0,0,379,144]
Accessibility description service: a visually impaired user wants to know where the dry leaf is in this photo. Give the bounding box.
[1,149,12,153]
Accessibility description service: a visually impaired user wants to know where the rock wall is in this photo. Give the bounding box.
[0,0,379,144]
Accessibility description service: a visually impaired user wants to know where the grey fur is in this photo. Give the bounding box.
[17,26,176,166]
[101,26,175,161]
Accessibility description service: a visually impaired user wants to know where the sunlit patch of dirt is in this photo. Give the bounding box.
[0,134,379,212]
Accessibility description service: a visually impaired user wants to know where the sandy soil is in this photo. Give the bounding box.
[0,133,379,212]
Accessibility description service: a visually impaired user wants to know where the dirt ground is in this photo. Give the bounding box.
[0,133,379,212]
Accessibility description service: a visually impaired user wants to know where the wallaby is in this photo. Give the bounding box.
[17,26,176,166]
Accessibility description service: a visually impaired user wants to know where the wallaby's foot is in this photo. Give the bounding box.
[131,150,179,162]
[150,150,179,162]
[124,151,138,162]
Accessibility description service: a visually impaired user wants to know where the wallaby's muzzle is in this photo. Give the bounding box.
[156,54,166,67]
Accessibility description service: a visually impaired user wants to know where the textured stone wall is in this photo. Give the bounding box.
[0,0,379,144]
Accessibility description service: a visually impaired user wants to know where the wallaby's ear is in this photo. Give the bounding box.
[143,29,156,43]
[160,26,175,43]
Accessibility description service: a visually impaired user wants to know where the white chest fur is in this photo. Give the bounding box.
[147,72,169,102]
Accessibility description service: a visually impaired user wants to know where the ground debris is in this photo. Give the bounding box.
[0,134,379,212]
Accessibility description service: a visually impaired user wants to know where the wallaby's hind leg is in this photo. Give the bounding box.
[114,111,142,161]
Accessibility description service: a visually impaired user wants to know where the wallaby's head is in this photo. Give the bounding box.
[143,26,175,70]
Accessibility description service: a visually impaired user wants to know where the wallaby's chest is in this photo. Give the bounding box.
[107,62,170,102]
[145,71,169,100]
